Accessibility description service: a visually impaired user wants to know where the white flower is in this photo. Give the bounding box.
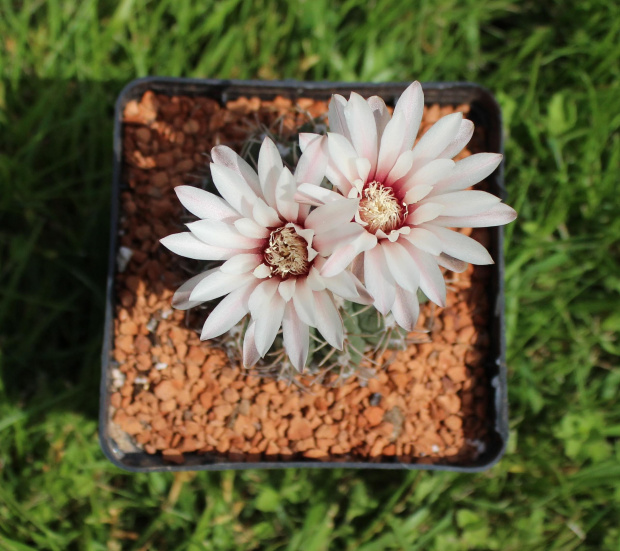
[296,81,517,330]
[160,137,371,370]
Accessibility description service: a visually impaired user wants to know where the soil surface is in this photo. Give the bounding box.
[108,91,495,466]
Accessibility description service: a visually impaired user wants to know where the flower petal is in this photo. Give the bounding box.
[257,137,284,207]
[313,222,368,255]
[409,112,463,173]
[435,253,467,273]
[319,243,359,277]
[220,253,263,274]
[253,263,272,279]
[367,95,391,142]
[429,153,503,195]
[364,245,396,315]
[305,197,358,232]
[292,279,316,326]
[422,190,500,217]
[187,219,263,249]
[401,243,446,307]
[171,268,218,310]
[355,158,371,184]
[299,132,321,153]
[295,135,328,187]
[322,269,359,300]
[403,184,433,204]
[313,291,344,350]
[175,186,239,222]
[327,132,360,185]
[387,227,409,242]
[375,82,424,181]
[349,271,374,305]
[275,167,299,222]
[402,227,443,255]
[393,81,424,152]
[386,150,415,185]
[295,182,344,206]
[211,145,262,197]
[243,321,260,367]
[190,270,255,302]
[278,278,296,302]
[210,162,258,218]
[293,225,315,248]
[282,302,309,371]
[422,225,493,265]
[295,135,329,222]
[234,217,270,239]
[254,292,286,356]
[325,158,355,196]
[252,199,282,227]
[382,241,420,293]
[319,229,377,277]
[306,266,327,291]
[375,113,407,182]
[328,94,352,141]
[437,119,474,160]
[248,279,279,319]
[160,232,242,260]
[344,92,378,174]
[351,253,365,280]
[391,284,420,331]
[397,158,455,195]
[407,203,445,225]
[433,202,517,228]
[200,281,258,340]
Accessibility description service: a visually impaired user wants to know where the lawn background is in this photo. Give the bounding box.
[1,0,619,549]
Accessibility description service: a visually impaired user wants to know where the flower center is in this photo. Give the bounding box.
[358,181,405,233]
[264,226,310,278]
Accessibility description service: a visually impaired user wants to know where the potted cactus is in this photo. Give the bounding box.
[101,78,515,471]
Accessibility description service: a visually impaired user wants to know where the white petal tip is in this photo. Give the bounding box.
[200,329,216,341]
[253,264,272,278]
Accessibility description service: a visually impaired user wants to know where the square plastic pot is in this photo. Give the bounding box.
[100,77,509,472]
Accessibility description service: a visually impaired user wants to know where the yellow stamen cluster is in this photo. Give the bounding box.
[264,227,309,277]
[358,181,404,233]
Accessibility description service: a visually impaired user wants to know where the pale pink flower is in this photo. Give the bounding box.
[296,82,517,330]
[160,137,370,370]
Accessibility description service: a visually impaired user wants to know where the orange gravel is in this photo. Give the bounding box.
[107,90,493,465]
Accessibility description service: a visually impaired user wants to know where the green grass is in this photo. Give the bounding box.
[1,0,619,548]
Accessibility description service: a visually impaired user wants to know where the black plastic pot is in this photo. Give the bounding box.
[100,77,509,472]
